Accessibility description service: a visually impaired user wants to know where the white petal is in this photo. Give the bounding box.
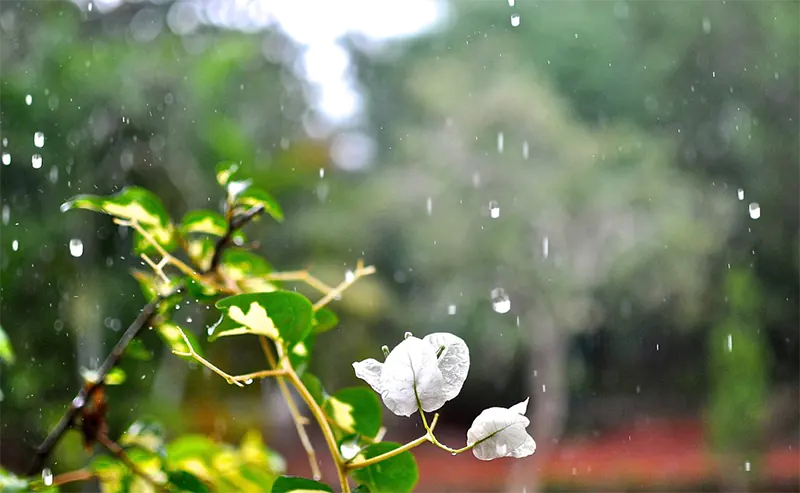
[353,358,384,394]
[508,398,529,416]
[423,332,470,402]
[379,337,447,416]
[467,405,536,461]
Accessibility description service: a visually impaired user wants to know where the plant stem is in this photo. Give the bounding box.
[265,339,350,493]
[258,337,323,482]
[346,414,439,471]
[312,260,375,311]
[52,469,94,486]
[265,270,336,295]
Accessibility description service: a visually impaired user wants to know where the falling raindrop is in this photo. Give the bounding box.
[491,288,511,314]
[32,154,43,169]
[11,240,19,251]
[69,239,84,257]
[319,168,325,178]
[727,334,733,352]
[497,132,504,153]
[748,202,761,219]
[447,304,457,315]
[744,461,751,472]
[426,197,433,215]
[702,18,711,34]
[737,188,744,200]
[489,200,500,219]
[34,132,45,148]
[48,166,59,183]
[2,206,9,225]
[542,236,550,259]
[42,469,53,486]
[510,14,521,27]
[1,153,9,165]
[522,141,529,160]
[472,172,481,187]
[508,0,515,5]
[345,270,355,282]
[25,94,33,105]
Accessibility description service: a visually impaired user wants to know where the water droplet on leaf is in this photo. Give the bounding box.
[42,468,53,486]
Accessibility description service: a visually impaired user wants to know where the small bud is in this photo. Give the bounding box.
[381,345,390,358]
[404,331,413,339]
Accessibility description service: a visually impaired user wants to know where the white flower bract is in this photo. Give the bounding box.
[466,398,536,460]
[352,332,470,417]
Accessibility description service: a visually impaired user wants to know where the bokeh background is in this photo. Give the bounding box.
[1,0,798,491]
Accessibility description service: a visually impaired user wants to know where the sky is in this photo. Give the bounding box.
[81,0,448,123]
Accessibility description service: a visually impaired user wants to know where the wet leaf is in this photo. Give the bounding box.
[271,476,332,493]
[312,308,338,334]
[324,387,382,438]
[0,326,15,365]
[351,442,418,493]
[235,187,283,222]
[180,210,227,237]
[212,291,313,346]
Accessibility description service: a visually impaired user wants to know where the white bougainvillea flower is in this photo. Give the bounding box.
[352,332,470,417]
[466,398,536,460]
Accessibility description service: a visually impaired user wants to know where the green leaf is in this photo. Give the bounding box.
[61,187,176,255]
[288,334,314,377]
[219,249,272,281]
[185,277,219,302]
[0,326,15,365]
[235,187,284,222]
[61,187,171,228]
[271,476,332,493]
[239,430,286,473]
[126,339,154,361]
[157,322,203,360]
[212,291,314,346]
[126,448,168,490]
[324,387,382,439]
[181,210,228,237]
[185,237,217,273]
[165,435,220,464]
[351,442,418,493]
[300,373,327,407]
[130,270,181,303]
[121,419,166,454]
[215,161,242,187]
[90,456,130,493]
[312,308,339,334]
[0,467,30,492]
[168,471,209,493]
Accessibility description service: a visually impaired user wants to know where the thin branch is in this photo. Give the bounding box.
[115,219,200,282]
[258,337,322,480]
[206,205,265,274]
[171,325,245,387]
[312,259,376,311]
[28,293,171,475]
[265,270,336,295]
[52,468,95,487]
[345,415,439,471]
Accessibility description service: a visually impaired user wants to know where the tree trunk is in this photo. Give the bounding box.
[506,312,569,493]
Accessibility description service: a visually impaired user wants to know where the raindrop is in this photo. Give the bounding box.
[69,239,84,257]
[748,202,760,219]
[319,168,325,178]
[34,132,45,148]
[702,18,711,34]
[737,188,744,200]
[244,378,254,385]
[42,468,53,486]
[508,0,515,5]
[72,394,85,408]
[1,153,9,165]
[48,166,58,183]
[11,240,19,251]
[345,270,355,282]
[744,461,751,472]
[489,200,500,219]
[497,132,504,153]
[32,154,43,169]
[727,334,733,352]
[1,138,6,146]
[542,384,546,392]
[447,304,457,315]
[472,172,481,187]
[404,331,413,339]
[522,141,529,160]
[381,345,390,357]
[510,13,521,27]
[426,197,433,215]
[491,288,511,314]
[2,206,9,225]
[25,94,33,105]
[88,2,93,11]
[542,236,549,259]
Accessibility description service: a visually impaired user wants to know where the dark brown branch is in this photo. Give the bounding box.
[27,294,169,476]
[206,204,265,274]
